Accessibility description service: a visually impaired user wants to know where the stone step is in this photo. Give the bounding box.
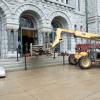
[0,57,23,61]
[0,55,68,71]
[0,60,23,65]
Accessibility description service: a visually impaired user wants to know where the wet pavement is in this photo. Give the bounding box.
[0,64,100,100]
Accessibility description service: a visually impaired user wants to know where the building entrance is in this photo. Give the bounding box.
[18,28,37,56]
[19,10,42,56]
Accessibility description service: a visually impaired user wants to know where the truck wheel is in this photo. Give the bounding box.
[68,54,77,65]
[78,57,92,69]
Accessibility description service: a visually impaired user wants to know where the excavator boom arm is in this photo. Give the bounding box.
[52,28,75,48]
[52,28,100,48]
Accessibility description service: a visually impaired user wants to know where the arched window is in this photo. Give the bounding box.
[20,17,34,28]
[52,20,62,30]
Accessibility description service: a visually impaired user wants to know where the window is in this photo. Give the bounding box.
[20,17,34,28]
[66,0,68,4]
[74,24,77,30]
[78,0,80,11]
[80,25,83,31]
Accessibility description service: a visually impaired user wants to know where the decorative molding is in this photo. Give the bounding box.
[43,0,75,12]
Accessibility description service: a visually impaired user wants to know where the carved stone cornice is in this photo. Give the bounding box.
[42,0,75,12]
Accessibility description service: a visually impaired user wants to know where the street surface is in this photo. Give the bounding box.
[0,64,100,100]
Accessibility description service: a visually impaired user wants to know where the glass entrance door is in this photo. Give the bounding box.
[18,28,37,56]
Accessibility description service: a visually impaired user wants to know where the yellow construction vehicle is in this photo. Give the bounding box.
[52,28,100,69]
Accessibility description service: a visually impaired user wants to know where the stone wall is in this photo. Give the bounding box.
[0,0,85,58]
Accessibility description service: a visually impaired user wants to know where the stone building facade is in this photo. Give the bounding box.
[0,0,86,58]
[87,0,100,33]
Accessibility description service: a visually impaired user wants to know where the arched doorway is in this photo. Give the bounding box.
[50,16,68,52]
[18,10,39,55]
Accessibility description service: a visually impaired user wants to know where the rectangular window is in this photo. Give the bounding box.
[74,25,77,31]
[78,0,80,11]
[80,26,83,31]
[66,0,68,4]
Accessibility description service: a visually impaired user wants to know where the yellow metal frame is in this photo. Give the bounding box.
[52,28,100,48]
[51,28,100,60]
[74,52,88,60]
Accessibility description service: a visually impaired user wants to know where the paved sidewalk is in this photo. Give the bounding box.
[0,65,100,100]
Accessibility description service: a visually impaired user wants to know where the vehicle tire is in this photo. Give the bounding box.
[78,57,92,69]
[68,54,77,65]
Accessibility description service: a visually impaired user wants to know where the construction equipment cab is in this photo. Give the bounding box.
[52,28,100,69]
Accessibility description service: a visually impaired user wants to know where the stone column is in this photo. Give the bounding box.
[1,29,8,58]
[60,33,69,52]
[6,29,19,58]
[39,27,52,50]
[70,36,76,53]
[14,30,18,50]
[7,29,14,52]
[0,17,2,57]
[41,32,45,50]
[38,31,44,46]
[44,32,50,49]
